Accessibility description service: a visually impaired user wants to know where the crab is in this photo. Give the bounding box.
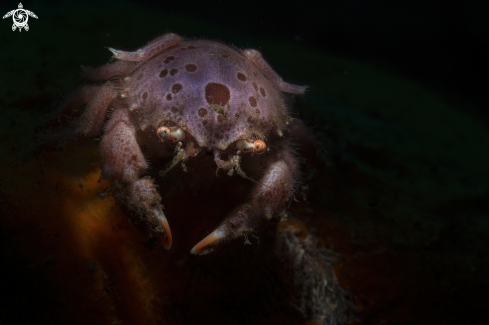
[45,33,308,255]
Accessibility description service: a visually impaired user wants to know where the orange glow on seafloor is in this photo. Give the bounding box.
[0,141,187,324]
[0,136,459,325]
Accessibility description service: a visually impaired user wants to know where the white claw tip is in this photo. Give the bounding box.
[108,47,119,57]
[190,229,225,255]
[190,247,215,255]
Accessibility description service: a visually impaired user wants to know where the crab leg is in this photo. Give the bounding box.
[40,84,99,133]
[191,140,299,255]
[76,82,118,137]
[37,83,116,144]
[101,109,172,249]
[81,60,135,81]
[191,204,262,255]
[243,49,308,95]
[108,33,182,62]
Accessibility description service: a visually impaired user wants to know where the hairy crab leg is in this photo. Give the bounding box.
[81,60,136,81]
[243,49,308,95]
[101,109,172,249]
[37,83,116,144]
[108,33,182,62]
[127,178,172,249]
[36,84,98,136]
[191,204,261,255]
[191,140,299,255]
[77,82,118,137]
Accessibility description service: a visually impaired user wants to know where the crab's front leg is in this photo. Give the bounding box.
[191,140,299,255]
[101,109,172,249]
[108,33,182,62]
[37,83,118,146]
[243,49,308,95]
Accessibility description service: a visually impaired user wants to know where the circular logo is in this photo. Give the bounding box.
[13,9,28,27]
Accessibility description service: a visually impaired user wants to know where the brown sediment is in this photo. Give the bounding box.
[0,132,355,324]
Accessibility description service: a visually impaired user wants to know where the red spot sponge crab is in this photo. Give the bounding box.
[41,33,308,255]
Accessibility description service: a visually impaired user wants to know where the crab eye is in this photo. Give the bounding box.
[157,126,171,140]
[156,126,186,142]
[236,139,266,154]
[252,140,266,154]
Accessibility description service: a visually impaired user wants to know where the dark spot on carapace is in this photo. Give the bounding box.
[234,113,240,120]
[259,87,266,97]
[142,92,148,100]
[170,69,178,76]
[247,116,253,123]
[217,114,225,123]
[203,120,208,126]
[159,69,168,78]
[198,107,207,117]
[221,54,229,58]
[249,96,257,107]
[205,83,230,106]
[171,106,179,113]
[137,74,143,80]
[164,56,175,63]
[255,108,260,115]
[185,64,197,72]
[237,72,247,81]
[166,93,172,101]
[172,83,183,93]
[252,82,258,91]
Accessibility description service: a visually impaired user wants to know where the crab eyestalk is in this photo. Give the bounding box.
[156,126,186,142]
[236,139,266,154]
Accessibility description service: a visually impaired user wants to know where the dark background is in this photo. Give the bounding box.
[1,1,488,324]
[119,0,489,122]
[3,0,488,121]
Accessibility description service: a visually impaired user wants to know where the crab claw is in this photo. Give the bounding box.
[190,229,226,255]
[154,209,173,250]
[190,204,263,255]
